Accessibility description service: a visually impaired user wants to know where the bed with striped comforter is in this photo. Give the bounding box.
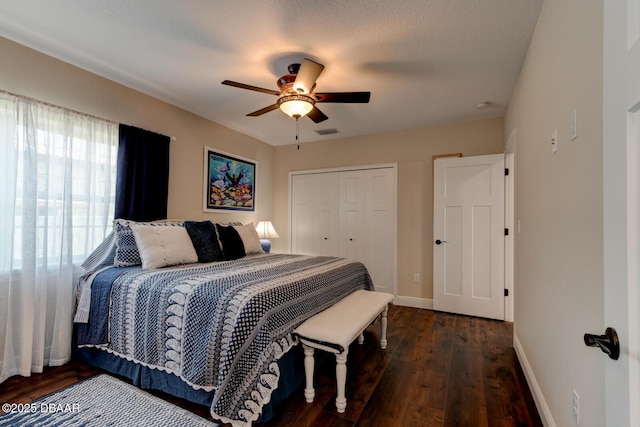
[76,253,373,426]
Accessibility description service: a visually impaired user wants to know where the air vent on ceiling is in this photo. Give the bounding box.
[315,128,339,136]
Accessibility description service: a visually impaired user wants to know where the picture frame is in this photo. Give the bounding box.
[203,147,256,212]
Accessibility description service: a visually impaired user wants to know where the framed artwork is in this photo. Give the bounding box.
[203,147,256,212]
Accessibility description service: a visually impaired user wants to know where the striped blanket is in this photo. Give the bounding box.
[77,254,373,426]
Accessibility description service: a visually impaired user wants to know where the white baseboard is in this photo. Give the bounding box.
[393,295,433,310]
[513,332,556,427]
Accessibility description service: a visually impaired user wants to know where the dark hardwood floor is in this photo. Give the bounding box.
[0,306,542,426]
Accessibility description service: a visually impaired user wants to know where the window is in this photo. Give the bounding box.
[0,92,117,272]
[0,91,118,383]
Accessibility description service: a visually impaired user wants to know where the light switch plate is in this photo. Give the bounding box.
[570,110,578,141]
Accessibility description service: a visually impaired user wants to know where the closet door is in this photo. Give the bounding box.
[291,166,396,296]
[364,168,395,294]
[339,171,366,263]
[291,173,339,256]
[313,173,339,256]
[291,174,315,255]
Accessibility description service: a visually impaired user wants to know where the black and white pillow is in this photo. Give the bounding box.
[183,220,224,263]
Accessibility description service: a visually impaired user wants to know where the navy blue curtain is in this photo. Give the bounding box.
[115,124,170,221]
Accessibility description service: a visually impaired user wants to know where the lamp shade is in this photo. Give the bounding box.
[277,95,315,118]
[255,221,280,239]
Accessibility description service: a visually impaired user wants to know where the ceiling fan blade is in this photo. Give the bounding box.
[246,104,280,117]
[222,80,280,96]
[293,59,325,94]
[307,106,329,123]
[315,92,371,103]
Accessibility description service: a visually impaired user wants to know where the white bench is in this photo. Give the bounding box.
[293,289,394,413]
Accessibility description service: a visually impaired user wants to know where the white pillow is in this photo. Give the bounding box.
[130,224,198,269]
[233,223,264,255]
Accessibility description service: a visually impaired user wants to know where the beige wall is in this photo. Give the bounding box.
[504,1,604,426]
[1,36,505,303]
[272,118,504,300]
[0,36,275,225]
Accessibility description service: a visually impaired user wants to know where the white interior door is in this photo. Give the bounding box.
[364,168,395,295]
[290,165,397,296]
[291,173,339,256]
[313,173,339,256]
[291,174,315,255]
[433,154,505,320]
[603,1,640,425]
[340,171,366,262]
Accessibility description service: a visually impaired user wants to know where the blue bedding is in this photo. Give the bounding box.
[76,266,137,345]
[76,253,373,426]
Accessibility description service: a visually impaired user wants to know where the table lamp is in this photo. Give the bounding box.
[255,220,279,253]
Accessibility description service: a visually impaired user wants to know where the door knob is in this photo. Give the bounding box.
[435,239,447,245]
[584,327,620,360]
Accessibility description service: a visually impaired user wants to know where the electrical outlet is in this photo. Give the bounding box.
[413,273,420,283]
[572,389,580,425]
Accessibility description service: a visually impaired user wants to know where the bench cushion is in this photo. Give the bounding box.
[294,290,394,353]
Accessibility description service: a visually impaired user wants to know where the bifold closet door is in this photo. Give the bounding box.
[291,173,338,256]
[363,168,395,295]
[339,171,366,263]
[291,167,396,295]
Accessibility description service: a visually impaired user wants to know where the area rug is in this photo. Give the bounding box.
[0,374,218,426]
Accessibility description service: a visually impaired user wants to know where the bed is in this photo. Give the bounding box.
[73,219,374,426]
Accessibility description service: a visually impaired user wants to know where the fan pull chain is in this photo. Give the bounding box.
[296,116,300,150]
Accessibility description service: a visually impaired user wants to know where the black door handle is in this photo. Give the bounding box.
[435,239,447,245]
[584,327,620,360]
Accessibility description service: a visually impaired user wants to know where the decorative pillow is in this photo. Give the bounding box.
[183,220,224,263]
[113,218,183,267]
[215,224,246,260]
[233,223,264,255]
[129,224,198,269]
[113,220,143,266]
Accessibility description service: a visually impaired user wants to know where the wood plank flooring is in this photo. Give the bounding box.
[0,306,542,426]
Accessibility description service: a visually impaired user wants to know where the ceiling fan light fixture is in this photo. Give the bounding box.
[278,94,315,118]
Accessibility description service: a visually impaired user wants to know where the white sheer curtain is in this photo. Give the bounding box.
[0,92,117,383]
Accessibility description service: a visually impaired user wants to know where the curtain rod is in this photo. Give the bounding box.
[0,89,117,126]
[2,89,178,141]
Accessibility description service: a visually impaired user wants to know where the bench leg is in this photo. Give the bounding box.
[302,345,315,403]
[380,305,389,349]
[335,351,348,413]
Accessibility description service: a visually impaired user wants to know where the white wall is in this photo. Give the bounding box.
[504,1,605,426]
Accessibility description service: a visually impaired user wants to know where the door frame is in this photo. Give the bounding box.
[432,153,506,320]
[603,1,639,424]
[505,131,516,322]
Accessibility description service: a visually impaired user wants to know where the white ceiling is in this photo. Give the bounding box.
[0,1,542,146]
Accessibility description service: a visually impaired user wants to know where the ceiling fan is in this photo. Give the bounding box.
[222,58,371,123]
